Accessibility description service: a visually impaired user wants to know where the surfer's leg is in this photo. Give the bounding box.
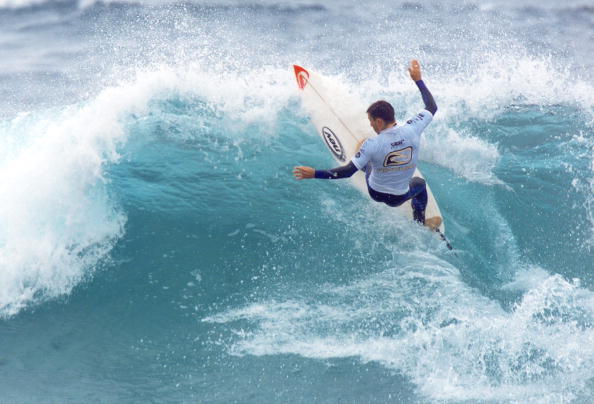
[409,177,428,224]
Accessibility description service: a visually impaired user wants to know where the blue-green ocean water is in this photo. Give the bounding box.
[0,0,593,402]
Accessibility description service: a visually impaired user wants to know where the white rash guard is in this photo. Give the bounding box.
[351,109,433,195]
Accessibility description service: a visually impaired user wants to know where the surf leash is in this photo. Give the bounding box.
[436,228,454,251]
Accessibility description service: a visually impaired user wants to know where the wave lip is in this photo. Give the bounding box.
[0,62,298,318]
[0,104,128,317]
[0,68,175,318]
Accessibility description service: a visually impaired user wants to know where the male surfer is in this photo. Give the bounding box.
[293,59,441,229]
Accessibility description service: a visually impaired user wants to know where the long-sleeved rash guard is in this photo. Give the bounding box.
[314,80,436,182]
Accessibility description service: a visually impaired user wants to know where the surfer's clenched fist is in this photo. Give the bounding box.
[408,59,422,82]
[293,166,315,180]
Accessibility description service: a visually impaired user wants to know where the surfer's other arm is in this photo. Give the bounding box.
[408,59,437,115]
[293,162,358,180]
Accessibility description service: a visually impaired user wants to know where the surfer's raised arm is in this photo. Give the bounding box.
[408,59,437,115]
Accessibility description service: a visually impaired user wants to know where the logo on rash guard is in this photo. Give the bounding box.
[383,146,412,167]
[322,127,346,162]
[407,113,425,125]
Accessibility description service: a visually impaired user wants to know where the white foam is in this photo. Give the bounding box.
[0,63,299,317]
[204,258,594,402]
[423,127,503,185]
[0,97,135,316]
[435,55,594,120]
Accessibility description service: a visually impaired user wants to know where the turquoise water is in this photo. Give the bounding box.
[0,0,593,402]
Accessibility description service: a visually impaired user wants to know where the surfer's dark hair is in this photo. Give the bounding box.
[367,100,395,123]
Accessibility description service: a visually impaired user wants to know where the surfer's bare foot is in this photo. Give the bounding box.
[424,216,442,230]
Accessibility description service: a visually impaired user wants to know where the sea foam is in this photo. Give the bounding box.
[0,64,297,317]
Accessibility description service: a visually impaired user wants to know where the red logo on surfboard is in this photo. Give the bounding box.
[293,65,309,90]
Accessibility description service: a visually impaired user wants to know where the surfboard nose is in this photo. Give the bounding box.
[293,65,310,90]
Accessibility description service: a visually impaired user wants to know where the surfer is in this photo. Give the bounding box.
[293,59,441,229]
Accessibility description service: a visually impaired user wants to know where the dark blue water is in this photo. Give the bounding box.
[0,0,593,402]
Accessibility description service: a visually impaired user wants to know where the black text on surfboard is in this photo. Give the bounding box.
[321,127,346,162]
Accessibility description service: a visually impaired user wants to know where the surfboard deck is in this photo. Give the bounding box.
[293,64,446,236]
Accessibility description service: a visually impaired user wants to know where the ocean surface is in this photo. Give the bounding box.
[0,0,593,402]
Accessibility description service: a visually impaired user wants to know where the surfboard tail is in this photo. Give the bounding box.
[293,65,310,90]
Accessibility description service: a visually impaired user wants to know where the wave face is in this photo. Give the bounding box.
[0,0,592,402]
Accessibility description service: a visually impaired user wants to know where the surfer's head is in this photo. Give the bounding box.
[367,100,395,134]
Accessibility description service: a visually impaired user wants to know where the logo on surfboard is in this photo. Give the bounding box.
[322,127,346,162]
[293,65,310,90]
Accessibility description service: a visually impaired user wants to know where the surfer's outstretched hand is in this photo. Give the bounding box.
[408,59,422,81]
[293,166,315,180]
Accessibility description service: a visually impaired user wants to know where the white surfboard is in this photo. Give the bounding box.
[293,65,447,238]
